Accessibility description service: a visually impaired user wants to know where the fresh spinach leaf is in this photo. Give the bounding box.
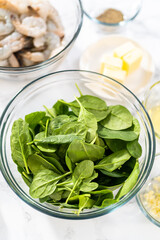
[65,152,75,172]
[105,139,126,152]
[17,166,33,187]
[96,198,118,208]
[95,149,131,172]
[131,117,141,136]
[28,154,62,175]
[67,139,105,163]
[57,143,69,159]
[10,119,33,173]
[77,195,94,215]
[34,132,57,153]
[29,169,71,198]
[66,160,94,203]
[50,190,64,202]
[73,160,94,181]
[33,134,85,145]
[95,136,106,147]
[75,97,97,143]
[60,95,108,121]
[127,140,142,158]
[51,121,86,139]
[116,160,140,200]
[41,154,65,173]
[98,124,138,141]
[48,115,77,135]
[80,171,99,192]
[80,182,98,192]
[43,105,56,118]
[53,100,69,116]
[25,111,46,129]
[100,169,129,178]
[100,105,133,130]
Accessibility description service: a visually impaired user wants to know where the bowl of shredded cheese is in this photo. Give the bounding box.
[136,156,160,227]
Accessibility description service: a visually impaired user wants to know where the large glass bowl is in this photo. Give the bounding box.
[0,70,155,219]
[0,0,83,81]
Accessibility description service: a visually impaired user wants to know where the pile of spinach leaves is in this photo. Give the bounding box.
[10,90,141,215]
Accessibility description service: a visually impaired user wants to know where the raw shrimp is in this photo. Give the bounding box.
[48,7,64,39]
[8,54,20,67]
[28,0,64,38]
[47,20,64,39]
[11,37,31,52]
[0,9,14,36]
[0,0,29,14]
[28,0,50,20]
[0,32,23,45]
[21,57,34,67]
[20,51,45,62]
[33,36,45,48]
[0,59,9,67]
[0,45,12,60]
[0,31,32,52]
[11,15,47,38]
[33,32,60,60]
[35,32,60,60]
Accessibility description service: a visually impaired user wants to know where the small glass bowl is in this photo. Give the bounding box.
[143,81,160,139]
[82,0,142,32]
[0,0,83,81]
[136,156,160,227]
[0,70,155,219]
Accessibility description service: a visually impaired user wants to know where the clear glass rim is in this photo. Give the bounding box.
[143,80,160,140]
[0,70,156,219]
[0,0,83,73]
[83,0,142,27]
[136,188,160,227]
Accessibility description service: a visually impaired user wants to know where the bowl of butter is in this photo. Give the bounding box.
[80,35,154,96]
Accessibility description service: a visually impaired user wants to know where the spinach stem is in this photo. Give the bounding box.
[45,119,50,138]
[43,105,56,118]
[22,172,32,182]
[65,179,78,204]
[75,83,83,97]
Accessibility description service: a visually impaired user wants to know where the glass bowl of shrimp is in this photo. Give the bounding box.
[0,0,83,81]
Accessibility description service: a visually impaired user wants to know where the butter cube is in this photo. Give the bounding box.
[113,42,135,59]
[102,56,123,69]
[102,67,127,84]
[100,56,123,74]
[122,48,143,74]
[100,62,106,74]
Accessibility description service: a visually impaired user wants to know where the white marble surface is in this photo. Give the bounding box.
[1,0,160,239]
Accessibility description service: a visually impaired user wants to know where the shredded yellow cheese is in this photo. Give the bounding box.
[142,178,160,219]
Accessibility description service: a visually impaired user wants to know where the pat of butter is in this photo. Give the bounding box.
[100,56,123,73]
[113,42,135,59]
[122,48,143,74]
[102,67,127,84]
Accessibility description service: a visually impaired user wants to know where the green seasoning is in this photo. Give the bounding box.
[10,88,141,215]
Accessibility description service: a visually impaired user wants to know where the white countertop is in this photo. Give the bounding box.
[1,0,160,239]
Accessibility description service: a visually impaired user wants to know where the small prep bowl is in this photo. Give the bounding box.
[143,81,160,139]
[0,0,83,81]
[82,0,142,31]
[0,70,155,219]
[136,156,160,227]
